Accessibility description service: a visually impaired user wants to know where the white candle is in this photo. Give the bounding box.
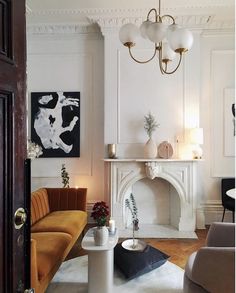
[109,219,115,233]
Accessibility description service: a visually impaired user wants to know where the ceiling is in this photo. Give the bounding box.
[26,0,235,30]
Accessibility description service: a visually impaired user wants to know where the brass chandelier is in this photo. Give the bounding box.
[119,0,193,75]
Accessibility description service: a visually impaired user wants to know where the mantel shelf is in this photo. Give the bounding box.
[104,158,204,162]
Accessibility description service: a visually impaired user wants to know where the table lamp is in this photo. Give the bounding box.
[189,128,203,159]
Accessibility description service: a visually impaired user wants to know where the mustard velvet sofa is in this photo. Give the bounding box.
[30,188,87,293]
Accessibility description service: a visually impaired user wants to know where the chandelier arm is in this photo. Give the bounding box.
[161,53,183,75]
[147,8,159,22]
[128,45,158,64]
[161,14,176,24]
[158,46,165,75]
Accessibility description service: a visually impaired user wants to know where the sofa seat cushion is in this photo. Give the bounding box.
[31,232,72,281]
[31,210,87,238]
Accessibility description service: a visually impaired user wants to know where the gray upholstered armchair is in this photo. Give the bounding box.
[184,222,235,293]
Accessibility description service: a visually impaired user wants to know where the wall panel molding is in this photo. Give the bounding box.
[210,49,235,177]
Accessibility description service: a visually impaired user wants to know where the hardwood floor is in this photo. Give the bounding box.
[66,225,208,269]
[143,229,208,269]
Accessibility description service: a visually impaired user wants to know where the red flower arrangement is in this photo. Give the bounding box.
[91,201,109,226]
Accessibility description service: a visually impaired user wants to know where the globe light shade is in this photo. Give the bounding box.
[167,27,193,52]
[167,24,180,34]
[140,20,152,39]
[147,22,167,43]
[161,42,176,61]
[119,23,140,45]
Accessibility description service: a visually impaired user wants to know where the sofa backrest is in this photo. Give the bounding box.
[46,188,87,212]
[31,188,50,225]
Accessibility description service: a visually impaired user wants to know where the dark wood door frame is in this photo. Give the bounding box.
[0,0,30,292]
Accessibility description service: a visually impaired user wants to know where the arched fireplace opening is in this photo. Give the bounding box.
[123,178,180,229]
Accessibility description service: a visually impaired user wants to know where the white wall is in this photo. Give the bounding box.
[27,23,235,223]
[103,30,201,159]
[200,32,235,223]
[102,27,235,224]
[27,29,105,204]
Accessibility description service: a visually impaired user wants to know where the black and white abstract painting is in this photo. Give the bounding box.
[31,91,80,158]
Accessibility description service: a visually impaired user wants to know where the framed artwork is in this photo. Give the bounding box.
[224,88,235,157]
[31,91,80,158]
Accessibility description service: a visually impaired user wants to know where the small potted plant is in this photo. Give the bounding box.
[144,112,160,158]
[125,193,139,231]
[61,164,70,188]
[91,201,109,246]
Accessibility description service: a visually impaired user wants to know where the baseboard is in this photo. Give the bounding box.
[198,200,234,225]
[87,200,234,226]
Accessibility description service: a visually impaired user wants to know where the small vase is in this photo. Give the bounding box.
[133,219,139,231]
[144,137,157,158]
[94,226,109,246]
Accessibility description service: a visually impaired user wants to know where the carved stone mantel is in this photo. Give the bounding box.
[104,158,202,235]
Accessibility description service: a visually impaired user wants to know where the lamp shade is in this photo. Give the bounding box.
[189,128,203,144]
[140,20,152,39]
[162,42,176,61]
[147,22,167,43]
[119,23,139,45]
[167,26,193,52]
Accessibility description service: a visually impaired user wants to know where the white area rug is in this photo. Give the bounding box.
[46,255,184,293]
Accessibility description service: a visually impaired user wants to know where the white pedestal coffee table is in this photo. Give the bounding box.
[81,227,118,293]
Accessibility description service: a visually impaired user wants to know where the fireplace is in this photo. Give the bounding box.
[104,159,201,238]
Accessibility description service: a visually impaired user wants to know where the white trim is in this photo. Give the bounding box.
[87,200,233,226]
[27,23,101,35]
[199,200,234,225]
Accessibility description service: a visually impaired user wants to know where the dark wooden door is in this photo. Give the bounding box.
[0,0,30,292]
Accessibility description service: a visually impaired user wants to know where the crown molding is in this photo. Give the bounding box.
[26,1,235,17]
[27,23,101,35]
[26,6,235,35]
[88,14,234,35]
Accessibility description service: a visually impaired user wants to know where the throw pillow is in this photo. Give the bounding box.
[114,243,169,280]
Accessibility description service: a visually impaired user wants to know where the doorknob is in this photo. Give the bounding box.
[14,208,27,229]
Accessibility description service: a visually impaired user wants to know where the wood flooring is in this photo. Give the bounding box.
[66,225,208,269]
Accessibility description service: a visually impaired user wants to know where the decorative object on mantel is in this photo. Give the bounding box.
[108,143,117,159]
[119,0,193,75]
[61,164,70,188]
[189,128,204,159]
[144,112,160,158]
[27,139,43,159]
[91,201,109,246]
[158,141,173,159]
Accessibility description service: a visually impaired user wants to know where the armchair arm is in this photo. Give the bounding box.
[46,188,87,212]
[185,247,235,293]
[206,222,235,247]
[31,238,39,291]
